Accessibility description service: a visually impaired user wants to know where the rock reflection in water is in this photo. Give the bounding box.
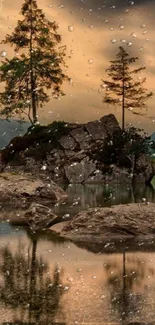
[54,183,155,217]
[0,231,66,324]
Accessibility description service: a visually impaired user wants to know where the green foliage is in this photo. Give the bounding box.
[27,120,68,140]
[103,127,150,165]
[89,127,150,168]
[102,46,153,130]
[1,120,70,163]
[0,0,68,123]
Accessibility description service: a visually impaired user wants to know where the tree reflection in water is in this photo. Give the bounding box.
[104,251,155,325]
[0,232,66,325]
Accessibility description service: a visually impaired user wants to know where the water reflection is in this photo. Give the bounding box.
[54,183,155,216]
[0,231,66,324]
[104,251,154,324]
[0,225,155,324]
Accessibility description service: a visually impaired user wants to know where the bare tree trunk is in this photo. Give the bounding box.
[30,0,37,124]
[122,63,125,131]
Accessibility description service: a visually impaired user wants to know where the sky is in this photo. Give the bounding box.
[0,0,155,133]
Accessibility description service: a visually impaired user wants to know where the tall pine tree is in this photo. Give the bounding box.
[102,46,153,130]
[0,0,68,124]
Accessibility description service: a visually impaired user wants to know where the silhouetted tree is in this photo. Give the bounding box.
[102,46,153,130]
[0,0,68,124]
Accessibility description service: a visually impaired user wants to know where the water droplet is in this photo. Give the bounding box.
[127,41,132,47]
[131,32,137,38]
[1,50,7,57]
[41,165,47,171]
[58,4,64,9]
[68,25,74,32]
[88,58,94,64]
[120,39,126,43]
[111,39,117,44]
[119,25,124,30]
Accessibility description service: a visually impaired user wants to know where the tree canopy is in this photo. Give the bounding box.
[0,0,68,124]
[102,46,153,130]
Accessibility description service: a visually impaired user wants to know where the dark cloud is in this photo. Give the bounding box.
[53,0,155,29]
[58,0,155,13]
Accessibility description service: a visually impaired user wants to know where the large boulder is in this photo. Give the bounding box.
[100,114,121,137]
[85,120,106,140]
[51,203,155,241]
[0,173,67,208]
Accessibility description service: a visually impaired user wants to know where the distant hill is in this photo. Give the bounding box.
[0,119,30,149]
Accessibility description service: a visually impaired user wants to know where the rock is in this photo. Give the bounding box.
[100,114,121,137]
[24,203,62,230]
[25,157,41,172]
[50,221,69,234]
[59,135,77,150]
[87,170,104,183]
[64,159,96,183]
[70,127,86,142]
[54,203,155,241]
[102,166,132,184]
[134,154,155,183]
[64,150,76,158]
[0,115,153,185]
[0,173,67,208]
[85,120,106,140]
[70,127,91,150]
[65,150,86,161]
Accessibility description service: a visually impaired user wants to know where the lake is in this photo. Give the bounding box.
[1,183,155,324]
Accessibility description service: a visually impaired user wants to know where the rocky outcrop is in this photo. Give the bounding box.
[51,203,155,241]
[0,114,154,184]
[0,172,67,208]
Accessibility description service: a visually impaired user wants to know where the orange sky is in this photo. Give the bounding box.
[0,0,155,133]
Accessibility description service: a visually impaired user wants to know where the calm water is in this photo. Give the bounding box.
[0,223,155,324]
[54,183,155,217]
[1,183,155,324]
